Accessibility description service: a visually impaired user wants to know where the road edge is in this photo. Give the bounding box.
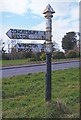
[1,60,79,70]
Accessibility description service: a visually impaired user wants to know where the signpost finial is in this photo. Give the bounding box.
[43,4,55,14]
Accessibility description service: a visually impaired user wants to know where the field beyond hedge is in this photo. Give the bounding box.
[2,68,80,118]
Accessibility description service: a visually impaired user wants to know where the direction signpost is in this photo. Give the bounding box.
[6,4,55,102]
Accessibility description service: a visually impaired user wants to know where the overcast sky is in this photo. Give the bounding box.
[0,0,80,51]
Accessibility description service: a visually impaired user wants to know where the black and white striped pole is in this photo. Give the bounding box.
[43,4,55,102]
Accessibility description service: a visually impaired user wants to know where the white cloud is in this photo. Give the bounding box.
[0,0,79,51]
[31,21,46,31]
[0,0,29,15]
[29,1,79,51]
[69,5,79,20]
[29,0,80,15]
[0,0,80,15]
[53,18,79,51]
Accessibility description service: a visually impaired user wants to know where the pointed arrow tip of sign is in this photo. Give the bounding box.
[6,29,12,39]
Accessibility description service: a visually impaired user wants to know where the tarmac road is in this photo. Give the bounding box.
[1,60,79,78]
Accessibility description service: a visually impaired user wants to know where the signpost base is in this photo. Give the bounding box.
[45,53,51,102]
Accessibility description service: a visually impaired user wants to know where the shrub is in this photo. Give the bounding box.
[52,51,65,59]
[2,53,10,60]
[40,52,46,61]
[0,53,2,60]
[29,58,37,61]
[65,50,79,58]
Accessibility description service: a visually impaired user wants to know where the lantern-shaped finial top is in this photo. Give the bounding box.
[43,4,55,14]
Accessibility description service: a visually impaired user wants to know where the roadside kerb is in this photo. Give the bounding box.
[1,60,79,70]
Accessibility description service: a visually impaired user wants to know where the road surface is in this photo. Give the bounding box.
[1,60,79,78]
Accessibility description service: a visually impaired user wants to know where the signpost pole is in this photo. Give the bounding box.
[43,4,55,102]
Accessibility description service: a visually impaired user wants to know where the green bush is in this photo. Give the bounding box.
[40,52,46,61]
[76,51,80,58]
[2,51,35,60]
[28,58,37,62]
[52,51,65,59]
[2,53,11,60]
[65,50,79,58]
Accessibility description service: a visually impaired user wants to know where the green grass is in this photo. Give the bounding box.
[2,68,80,118]
[1,58,79,67]
[0,78,2,120]
[1,59,46,67]
[2,59,30,67]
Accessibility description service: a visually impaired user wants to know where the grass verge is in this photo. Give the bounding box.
[1,58,79,67]
[2,68,80,118]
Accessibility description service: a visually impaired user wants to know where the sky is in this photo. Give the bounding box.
[0,0,80,51]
